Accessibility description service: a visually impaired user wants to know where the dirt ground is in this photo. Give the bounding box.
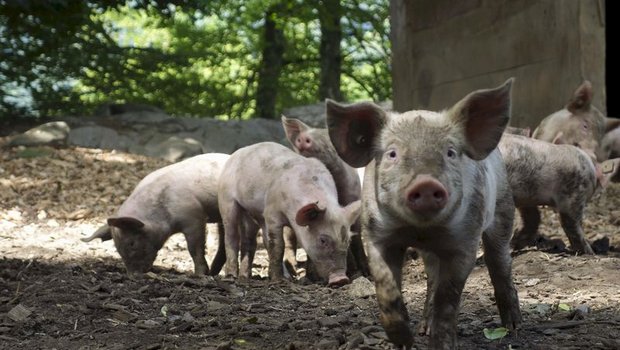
[1,141,619,350]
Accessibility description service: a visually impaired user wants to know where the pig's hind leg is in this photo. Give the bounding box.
[208,223,226,276]
[559,209,594,255]
[239,214,260,279]
[222,201,243,278]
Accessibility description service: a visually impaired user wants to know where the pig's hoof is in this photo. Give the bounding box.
[416,320,430,336]
[384,323,414,348]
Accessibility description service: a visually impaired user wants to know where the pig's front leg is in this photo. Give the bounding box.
[418,251,439,336]
[482,207,522,330]
[283,227,298,277]
[264,217,286,281]
[208,223,226,276]
[183,222,209,275]
[559,211,594,255]
[428,251,476,350]
[367,239,412,348]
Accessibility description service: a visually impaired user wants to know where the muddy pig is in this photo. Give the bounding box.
[218,142,361,287]
[81,153,230,275]
[281,116,369,277]
[325,79,521,349]
[532,80,620,161]
[500,133,620,254]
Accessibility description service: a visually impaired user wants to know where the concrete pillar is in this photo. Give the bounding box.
[390,0,606,128]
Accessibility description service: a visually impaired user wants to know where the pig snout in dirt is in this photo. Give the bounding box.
[532,80,620,162]
[81,153,230,276]
[281,116,370,279]
[326,79,521,349]
[218,142,360,287]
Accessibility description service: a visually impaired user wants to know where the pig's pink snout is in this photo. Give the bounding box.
[327,271,350,288]
[296,136,313,152]
[406,177,448,212]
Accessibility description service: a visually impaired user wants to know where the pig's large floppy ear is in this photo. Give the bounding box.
[326,99,386,168]
[567,80,593,113]
[449,78,513,160]
[281,116,310,148]
[81,224,112,242]
[107,217,145,231]
[295,202,326,227]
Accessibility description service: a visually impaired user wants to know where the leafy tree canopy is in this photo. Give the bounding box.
[0,0,390,119]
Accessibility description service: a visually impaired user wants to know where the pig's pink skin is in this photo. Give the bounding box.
[501,133,620,255]
[218,142,361,284]
[83,153,231,276]
[326,79,521,349]
[281,116,369,277]
[500,134,598,254]
[533,80,620,161]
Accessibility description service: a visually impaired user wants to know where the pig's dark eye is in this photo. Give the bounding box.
[318,235,331,248]
[447,147,457,158]
[386,149,397,160]
[356,135,367,145]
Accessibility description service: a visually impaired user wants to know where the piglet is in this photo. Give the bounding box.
[81,153,230,275]
[326,79,521,349]
[281,116,369,277]
[532,80,620,161]
[500,133,620,254]
[218,142,361,287]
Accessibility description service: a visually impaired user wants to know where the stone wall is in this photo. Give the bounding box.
[390,0,606,128]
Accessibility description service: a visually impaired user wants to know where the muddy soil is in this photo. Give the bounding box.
[1,143,619,350]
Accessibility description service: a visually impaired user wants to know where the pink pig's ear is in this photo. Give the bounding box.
[449,78,513,160]
[295,202,326,227]
[567,80,593,113]
[107,217,145,231]
[326,99,387,168]
[281,116,310,149]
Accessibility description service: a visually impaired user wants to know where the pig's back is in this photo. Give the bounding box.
[220,142,336,214]
[499,134,596,207]
[125,153,229,221]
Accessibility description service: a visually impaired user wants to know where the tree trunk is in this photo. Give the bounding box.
[318,0,343,101]
[255,6,286,119]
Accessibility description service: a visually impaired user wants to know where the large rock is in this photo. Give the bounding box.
[283,101,392,128]
[7,102,393,161]
[8,121,70,147]
[68,125,132,150]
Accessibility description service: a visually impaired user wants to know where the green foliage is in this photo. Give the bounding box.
[1,0,390,119]
[483,327,509,340]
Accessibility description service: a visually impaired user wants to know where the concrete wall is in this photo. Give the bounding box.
[390,0,606,128]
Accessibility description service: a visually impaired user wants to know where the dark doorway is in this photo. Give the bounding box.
[606,0,617,116]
